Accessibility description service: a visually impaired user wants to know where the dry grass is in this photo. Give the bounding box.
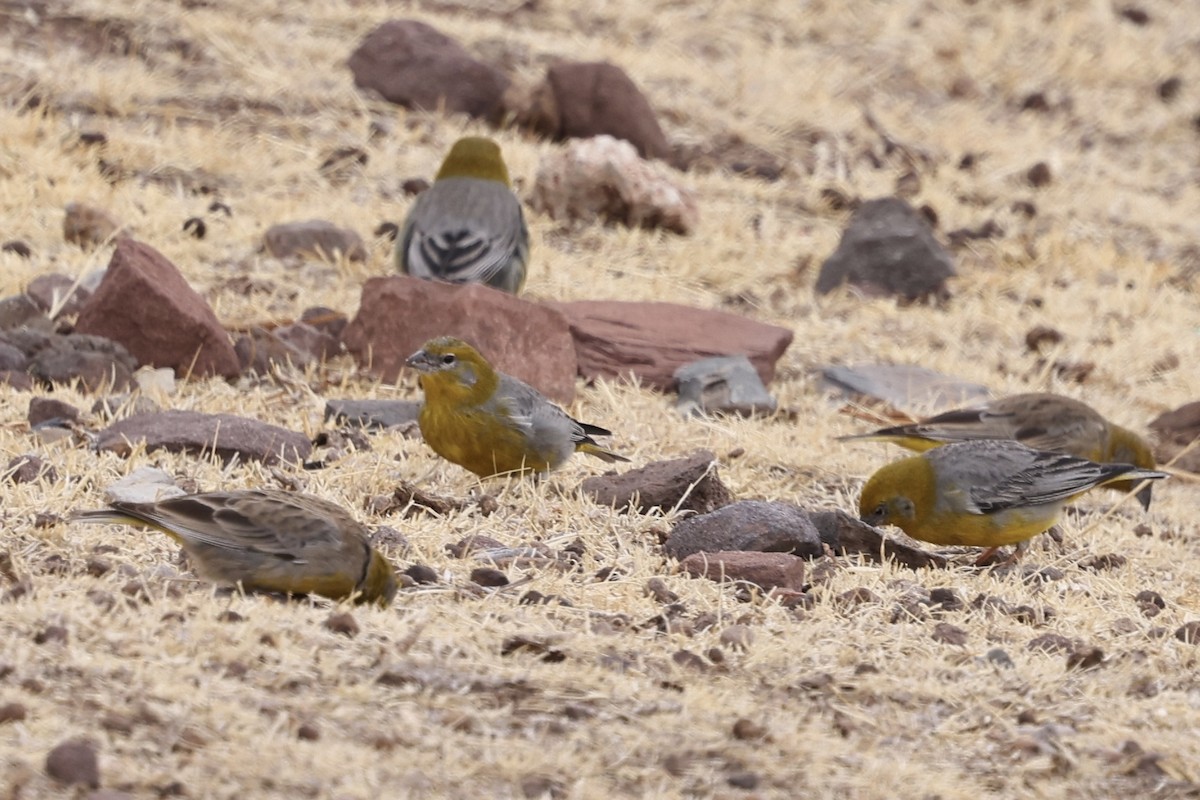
[2,0,1200,797]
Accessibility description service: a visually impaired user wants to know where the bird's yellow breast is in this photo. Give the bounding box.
[418,403,553,477]
[902,505,1060,548]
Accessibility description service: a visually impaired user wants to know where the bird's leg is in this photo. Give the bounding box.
[977,540,1030,569]
[973,546,1001,567]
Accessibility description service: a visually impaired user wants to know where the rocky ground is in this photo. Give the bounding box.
[2,0,1200,798]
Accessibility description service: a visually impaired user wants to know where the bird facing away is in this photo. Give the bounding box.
[406,336,629,478]
[840,392,1159,509]
[73,489,397,605]
[858,439,1168,564]
[396,136,529,294]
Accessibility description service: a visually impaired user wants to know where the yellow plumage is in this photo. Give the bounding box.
[407,336,628,478]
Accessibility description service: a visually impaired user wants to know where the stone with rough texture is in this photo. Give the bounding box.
[679,551,806,593]
[26,273,94,317]
[0,294,49,331]
[582,450,732,515]
[262,220,367,262]
[95,410,311,465]
[325,399,421,429]
[341,276,577,402]
[531,136,698,234]
[17,331,138,392]
[75,239,239,379]
[233,327,313,375]
[348,20,508,120]
[808,510,948,569]
[675,355,776,417]
[816,197,956,301]
[664,500,822,561]
[551,300,792,391]
[522,61,669,160]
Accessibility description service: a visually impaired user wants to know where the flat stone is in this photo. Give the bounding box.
[679,551,806,593]
[674,355,776,417]
[582,450,732,515]
[819,364,990,415]
[262,220,366,262]
[808,510,949,569]
[552,300,792,392]
[95,410,311,465]
[324,399,421,429]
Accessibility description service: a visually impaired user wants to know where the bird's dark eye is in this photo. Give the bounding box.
[441,354,456,365]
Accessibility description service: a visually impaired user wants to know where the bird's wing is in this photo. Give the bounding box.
[405,180,524,286]
[113,491,351,560]
[951,445,1121,513]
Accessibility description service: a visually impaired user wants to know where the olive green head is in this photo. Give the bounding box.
[435,136,511,185]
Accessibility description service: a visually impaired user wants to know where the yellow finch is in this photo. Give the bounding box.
[840,392,1158,509]
[396,136,529,294]
[406,336,628,477]
[73,489,397,605]
[859,439,1167,564]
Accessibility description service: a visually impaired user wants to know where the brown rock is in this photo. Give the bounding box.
[347,20,508,120]
[0,702,27,724]
[2,240,31,257]
[24,332,137,391]
[7,454,57,483]
[530,135,698,234]
[664,500,821,561]
[26,273,93,317]
[0,339,28,371]
[324,612,359,638]
[28,397,79,427]
[0,294,48,331]
[582,450,733,515]
[0,370,33,390]
[1174,621,1200,644]
[551,300,792,392]
[273,321,340,362]
[931,622,968,645]
[75,239,240,379]
[808,510,949,569]
[341,276,577,402]
[299,306,349,340]
[815,197,956,301]
[95,410,311,465]
[261,220,367,262]
[526,61,669,160]
[233,327,313,375]
[679,551,806,593]
[63,202,120,248]
[45,737,100,788]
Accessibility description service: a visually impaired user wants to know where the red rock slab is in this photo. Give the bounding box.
[550,300,793,391]
[96,410,311,466]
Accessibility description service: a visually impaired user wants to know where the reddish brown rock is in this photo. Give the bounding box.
[7,453,57,483]
[75,239,240,379]
[524,61,669,160]
[815,197,956,302]
[233,326,315,375]
[550,300,792,391]
[341,276,577,402]
[348,20,508,120]
[530,136,698,234]
[809,510,948,569]
[582,450,732,515]
[261,220,367,262]
[679,551,806,593]
[95,410,311,465]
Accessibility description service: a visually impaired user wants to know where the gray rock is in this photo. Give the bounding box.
[95,410,311,465]
[675,355,776,417]
[324,399,421,429]
[665,500,822,561]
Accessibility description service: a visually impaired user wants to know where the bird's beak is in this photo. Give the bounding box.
[1136,483,1152,511]
[405,349,435,372]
